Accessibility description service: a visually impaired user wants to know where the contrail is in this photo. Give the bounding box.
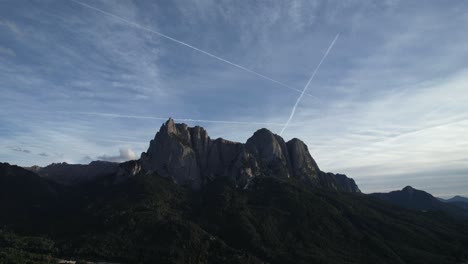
[23,109,306,127]
[60,111,287,126]
[280,33,340,136]
[68,0,316,98]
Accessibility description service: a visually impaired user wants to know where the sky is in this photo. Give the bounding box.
[1,0,468,197]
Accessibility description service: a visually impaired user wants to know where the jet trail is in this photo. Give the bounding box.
[280,34,340,136]
[62,111,287,126]
[68,0,316,98]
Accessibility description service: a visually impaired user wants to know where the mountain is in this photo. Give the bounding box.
[370,186,468,219]
[140,118,360,192]
[0,163,63,231]
[22,119,359,193]
[440,195,468,211]
[1,161,467,263]
[0,163,60,206]
[25,160,120,185]
[1,120,468,263]
[444,195,468,203]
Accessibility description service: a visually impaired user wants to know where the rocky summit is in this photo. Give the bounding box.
[139,118,359,192]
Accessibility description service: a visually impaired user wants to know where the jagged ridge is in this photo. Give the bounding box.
[139,118,360,192]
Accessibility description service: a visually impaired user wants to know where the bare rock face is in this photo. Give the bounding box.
[115,160,142,183]
[205,139,256,186]
[141,119,256,189]
[286,138,320,183]
[141,118,202,189]
[332,173,361,192]
[140,118,360,192]
[318,172,361,193]
[246,128,292,178]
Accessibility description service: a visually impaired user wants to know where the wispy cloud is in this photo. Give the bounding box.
[68,0,316,97]
[9,146,31,153]
[0,19,23,37]
[0,46,15,57]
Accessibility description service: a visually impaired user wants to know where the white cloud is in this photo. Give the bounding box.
[97,148,137,162]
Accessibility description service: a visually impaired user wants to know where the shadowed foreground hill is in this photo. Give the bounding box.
[1,163,468,264]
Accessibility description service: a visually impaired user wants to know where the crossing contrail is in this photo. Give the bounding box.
[68,0,316,98]
[280,33,340,136]
[59,111,288,126]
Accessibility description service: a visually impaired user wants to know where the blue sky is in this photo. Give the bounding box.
[1,0,468,197]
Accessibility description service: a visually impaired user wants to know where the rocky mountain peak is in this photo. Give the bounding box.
[286,138,320,182]
[248,128,275,139]
[139,119,360,192]
[246,128,292,178]
[246,128,284,153]
[161,117,177,133]
[140,118,202,189]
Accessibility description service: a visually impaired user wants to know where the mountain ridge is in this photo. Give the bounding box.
[370,186,468,220]
[443,195,468,203]
[25,160,119,186]
[139,118,360,192]
[24,118,359,193]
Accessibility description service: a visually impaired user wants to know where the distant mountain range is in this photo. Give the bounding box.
[25,160,119,186]
[1,119,468,264]
[370,186,468,220]
[438,195,468,211]
[440,195,468,204]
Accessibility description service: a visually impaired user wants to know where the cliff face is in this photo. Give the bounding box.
[140,118,360,192]
[141,120,203,189]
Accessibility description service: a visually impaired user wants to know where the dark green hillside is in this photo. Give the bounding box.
[0,163,64,233]
[0,230,56,264]
[1,163,467,263]
[195,177,468,264]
